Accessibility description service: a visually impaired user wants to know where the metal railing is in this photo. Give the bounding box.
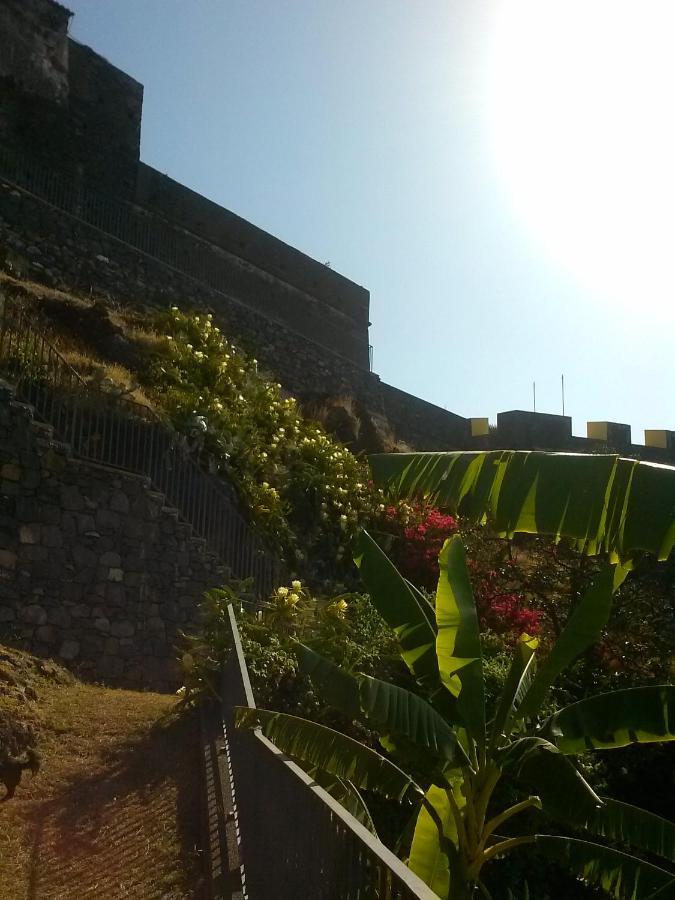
[0,295,281,597]
[221,604,437,900]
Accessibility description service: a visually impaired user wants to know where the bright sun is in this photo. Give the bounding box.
[485,0,675,319]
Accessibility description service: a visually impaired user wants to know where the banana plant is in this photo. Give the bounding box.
[236,530,675,899]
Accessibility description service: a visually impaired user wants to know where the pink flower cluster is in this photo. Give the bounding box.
[381,504,542,637]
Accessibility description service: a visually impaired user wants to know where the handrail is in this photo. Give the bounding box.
[0,293,282,597]
[221,603,438,899]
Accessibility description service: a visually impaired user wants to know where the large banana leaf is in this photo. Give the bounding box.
[234,707,419,801]
[308,767,378,835]
[409,773,465,899]
[297,643,468,765]
[354,530,457,721]
[436,536,485,750]
[369,451,675,563]
[501,736,602,824]
[534,835,675,900]
[585,799,675,863]
[489,633,539,748]
[295,642,361,720]
[539,686,675,754]
[517,563,629,721]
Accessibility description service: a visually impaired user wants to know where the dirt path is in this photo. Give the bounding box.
[0,677,204,899]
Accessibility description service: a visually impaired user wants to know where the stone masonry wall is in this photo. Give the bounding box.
[0,177,472,451]
[0,386,227,690]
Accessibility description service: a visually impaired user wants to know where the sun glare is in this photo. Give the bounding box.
[485,0,675,319]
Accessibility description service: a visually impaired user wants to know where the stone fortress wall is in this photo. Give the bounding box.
[0,0,672,461]
[0,385,225,689]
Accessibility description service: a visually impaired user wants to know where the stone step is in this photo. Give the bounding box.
[35,435,72,455]
[30,420,55,440]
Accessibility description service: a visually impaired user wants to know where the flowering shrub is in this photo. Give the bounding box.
[380,502,459,590]
[142,307,385,569]
[468,562,542,636]
[380,505,542,637]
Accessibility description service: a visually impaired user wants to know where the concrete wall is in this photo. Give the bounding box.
[0,387,226,690]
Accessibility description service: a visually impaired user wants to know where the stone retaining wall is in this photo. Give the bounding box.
[0,386,226,690]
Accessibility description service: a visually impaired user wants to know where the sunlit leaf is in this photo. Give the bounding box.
[436,536,485,750]
[369,450,675,563]
[534,835,675,899]
[354,530,457,721]
[501,736,601,824]
[539,686,675,754]
[234,707,419,801]
[517,563,629,721]
[585,799,675,863]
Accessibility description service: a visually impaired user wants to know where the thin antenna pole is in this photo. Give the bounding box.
[561,374,565,416]
[533,381,536,413]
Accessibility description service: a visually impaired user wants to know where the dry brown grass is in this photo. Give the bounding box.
[0,651,204,899]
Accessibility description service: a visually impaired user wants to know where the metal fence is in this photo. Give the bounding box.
[0,145,223,288]
[221,604,437,900]
[0,295,281,597]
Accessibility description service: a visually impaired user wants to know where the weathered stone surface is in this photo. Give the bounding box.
[59,639,80,660]
[21,604,47,625]
[99,551,121,567]
[109,491,130,514]
[19,524,40,544]
[110,620,135,638]
[0,549,17,569]
[61,485,84,511]
[0,389,226,690]
[1,463,21,481]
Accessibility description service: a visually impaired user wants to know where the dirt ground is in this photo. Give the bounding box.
[0,647,204,899]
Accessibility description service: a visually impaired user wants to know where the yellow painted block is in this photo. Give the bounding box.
[645,430,668,449]
[470,418,490,437]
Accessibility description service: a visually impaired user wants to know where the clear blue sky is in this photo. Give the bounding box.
[65,0,673,443]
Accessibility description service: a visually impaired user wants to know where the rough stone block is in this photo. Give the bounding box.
[36,624,56,643]
[1,463,21,481]
[0,607,16,622]
[97,655,124,678]
[20,545,48,562]
[73,545,97,568]
[0,549,17,569]
[111,620,134,637]
[109,491,130,514]
[59,639,80,660]
[61,485,84,511]
[19,524,40,544]
[99,551,121,567]
[95,508,120,530]
[70,604,91,619]
[47,607,71,627]
[21,604,47,625]
[104,637,119,655]
[94,617,110,633]
[41,525,63,547]
[107,567,124,582]
[76,514,96,533]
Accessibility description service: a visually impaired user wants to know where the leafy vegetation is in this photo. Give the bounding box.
[236,532,675,899]
[232,449,675,899]
[140,306,385,569]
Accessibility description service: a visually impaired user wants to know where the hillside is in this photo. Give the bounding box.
[0,644,202,899]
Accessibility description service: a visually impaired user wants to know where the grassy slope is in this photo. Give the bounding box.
[0,646,203,899]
